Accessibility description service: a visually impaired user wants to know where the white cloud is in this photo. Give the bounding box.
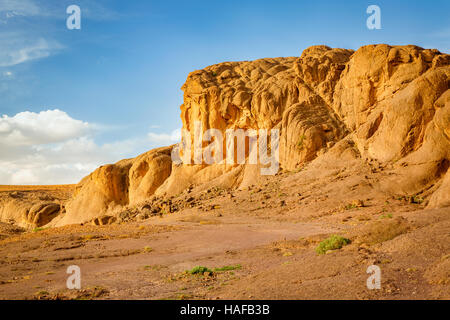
[148,128,180,145]
[0,34,63,67]
[0,0,41,18]
[0,0,119,67]
[0,109,91,146]
[0,109,179,185]
[10,168,39,185]
[0,0,63,67]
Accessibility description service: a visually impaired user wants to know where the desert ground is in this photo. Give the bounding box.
[1,164,448,300]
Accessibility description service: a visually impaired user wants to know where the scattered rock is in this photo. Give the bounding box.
[91,215,117,226]
[23,203,61,228]
[9,191,23,199]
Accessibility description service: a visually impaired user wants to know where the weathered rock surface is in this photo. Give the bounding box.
[23,203,61,228]
[53,146,173,226]
[2,44,447,227]
[0,186,73,229]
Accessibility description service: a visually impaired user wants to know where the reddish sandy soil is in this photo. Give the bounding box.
[0,170,449,300]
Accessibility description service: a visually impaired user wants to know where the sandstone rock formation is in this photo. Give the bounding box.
[23,203,61,228]
[2,44,448,227]
[53,146,173,226]
[0,186,73,229]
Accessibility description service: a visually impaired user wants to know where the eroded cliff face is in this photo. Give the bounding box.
[52,146,173,226]
[172,44,449,197]
[3,44,447,228]
[0,186,73,230]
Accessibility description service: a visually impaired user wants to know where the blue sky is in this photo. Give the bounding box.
[0,0,449,184]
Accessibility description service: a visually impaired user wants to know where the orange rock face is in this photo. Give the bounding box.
[32,44,450,226]
[54,146,173,226]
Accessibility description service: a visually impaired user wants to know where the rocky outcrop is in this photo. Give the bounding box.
[37,44,450,226]
[23,203,61,228]
[53,146,173,226]
[0,187,73,230]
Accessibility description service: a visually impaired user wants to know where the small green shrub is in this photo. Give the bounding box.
[344,203,357,210]
[344,200,364,210]
[187,266,212,275]
[187,264,243,275]
[214,264,241,272]
[316,235,351,255]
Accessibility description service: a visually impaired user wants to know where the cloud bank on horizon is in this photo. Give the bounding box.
[0,109,179,185]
